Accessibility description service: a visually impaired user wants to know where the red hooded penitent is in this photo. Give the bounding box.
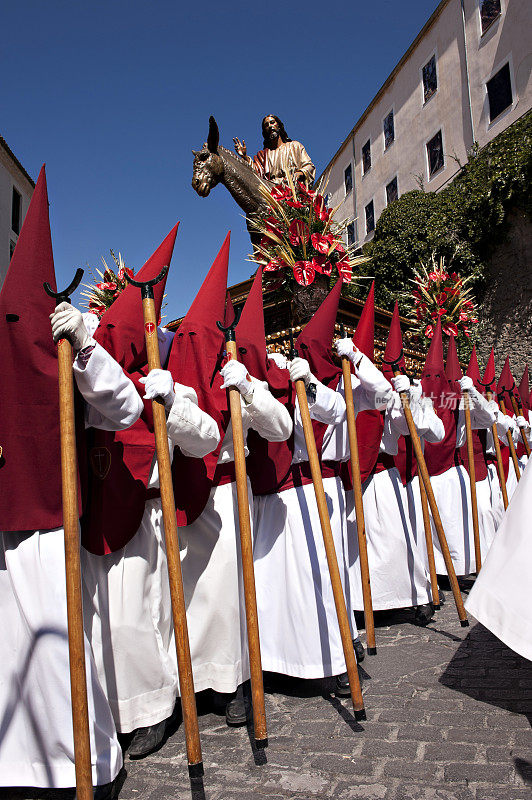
[168,233,232,524]
[0,165,77,532]
[82,223,178,554]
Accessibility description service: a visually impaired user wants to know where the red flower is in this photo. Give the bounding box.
[442,322,458,336]
[310,232,334,254]
[285,199,305,209]
[270,185,292,202]
[337,259,352,282]
[335,242,346,255]
[450,272,459,281]
[293,261,315,286]
[312,255,332,275]
[313,196,330,222]
[436,291,448,305]
[470,317,478,324]
[103,269,114,281]
[297,181,316,200]
[412,290,422,300]
[289,219,310,247]
[459,311,469,322]
[425,324,434,338]
[428,272,440,282]
[264,258,287,272]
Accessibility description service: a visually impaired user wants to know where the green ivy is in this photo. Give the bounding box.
[346,110,532,358]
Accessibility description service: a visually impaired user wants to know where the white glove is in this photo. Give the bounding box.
[50,302,93,351]
[487,400,499,415]
[289,357,313,387]
[459,376,474,393]
[268,352,289,370]
[392,374,410,394]
[220,359,254,398]
[82,312,100,338]
[516,415,530,430]
[139,369,176,409]
[335,337,362,366]
[410,378,423,404]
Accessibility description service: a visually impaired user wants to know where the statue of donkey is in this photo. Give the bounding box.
[192,116,272,242]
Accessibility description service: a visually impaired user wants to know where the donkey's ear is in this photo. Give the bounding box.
[207,116,219,153]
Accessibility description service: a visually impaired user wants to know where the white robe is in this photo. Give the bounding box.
[348,394,438,611]
[0,342,143,788]
[178,379,292,694]
[466,460,532,660]
[411,390,496,576]
[254,355,391,678]
[82,383,220,733]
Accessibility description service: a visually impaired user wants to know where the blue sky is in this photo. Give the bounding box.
[1,0,440,321]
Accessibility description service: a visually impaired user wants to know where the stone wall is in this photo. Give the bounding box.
[477,208,532,379]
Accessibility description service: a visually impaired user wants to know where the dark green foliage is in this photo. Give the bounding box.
[350,110,532,324]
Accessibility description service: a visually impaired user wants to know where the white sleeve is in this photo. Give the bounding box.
[352,355,393,413]
[419,398,445,444]
[307,379,346,425]
[167,382,220,458]
[468,387,497,430]
[74,342,143,431]
[243,379,293,442]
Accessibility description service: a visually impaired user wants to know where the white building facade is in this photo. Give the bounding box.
[320,0,532,248]
[0,137,34,288]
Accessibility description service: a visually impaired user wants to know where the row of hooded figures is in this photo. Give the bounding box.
[1,166,530,798]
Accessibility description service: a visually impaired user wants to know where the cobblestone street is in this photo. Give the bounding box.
[6,580,531,800]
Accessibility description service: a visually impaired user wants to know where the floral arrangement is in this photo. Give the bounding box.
[80,251,133,318]
[404,255,479,340]
[249,171,368,290]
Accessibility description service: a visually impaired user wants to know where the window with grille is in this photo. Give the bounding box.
[480,0,501,34]
[384,111,394,149]
[426,130,444,177]
[386,177,398,206]
[11,187,21,235]
[365,201,375,234]
[347,222,355,246]
[344,164,353,195]
[422,55,437,103]
[362,139,371,174]
[487,63,512,122]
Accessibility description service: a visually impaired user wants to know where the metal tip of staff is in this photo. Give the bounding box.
[255,737,268,750]
[366,647,377,656]
[188,762,204,780]
[354,708,367,721]
[460,620,470,627]
[433,604,441,611]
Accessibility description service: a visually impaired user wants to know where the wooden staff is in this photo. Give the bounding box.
[510,391,531,458]
[498,395,521,483]
[462,388,482,573]
[486,389,509,509]
[126,268,203,777]
[338,326,375,654]
[44,270,93,800]
[217,312,268,748]
[419,475,440,610]
[291,335,366,719]
[391,368,468,627]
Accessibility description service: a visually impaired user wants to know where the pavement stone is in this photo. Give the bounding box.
[1,590,531,800]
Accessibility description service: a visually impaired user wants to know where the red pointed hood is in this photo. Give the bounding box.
[421,317,451,398]
[167,232,229,414]
[421,318,461,476]
[466,345,483,393]
[0,165,65,531]
[381,302,406,383]
[497,355,517,413]
[445,334,462,387]
[481,348,497,393]
[296,278,342,385]
[224,291,235,327]
[95,223,178,372]
[353,281,375,360]
[518,366,530,411]
[236,267,269,381]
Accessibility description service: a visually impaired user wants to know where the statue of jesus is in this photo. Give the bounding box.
[233,115,315,187]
